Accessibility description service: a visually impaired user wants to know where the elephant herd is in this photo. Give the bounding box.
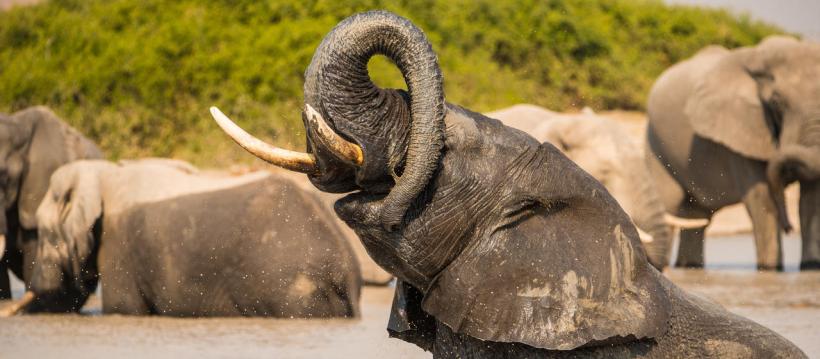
[1,9,815,358]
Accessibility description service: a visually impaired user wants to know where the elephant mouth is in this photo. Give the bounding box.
[213,11,446,231]
[769,145,820,183]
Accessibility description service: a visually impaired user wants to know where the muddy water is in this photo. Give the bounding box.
[1,234,818,358]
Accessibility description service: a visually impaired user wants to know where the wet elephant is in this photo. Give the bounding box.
[0,106,101,299]
[210,11,805,357]
[488,104,707,269]
[1,159,360,317]
[647,37,820,270]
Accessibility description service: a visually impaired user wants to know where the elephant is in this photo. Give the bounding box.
[0,106,102,299]
[209,11,805,357]
[646,36,820,270]
[0,158,360,317]
[488,104,707,269]
[271,169,393,284]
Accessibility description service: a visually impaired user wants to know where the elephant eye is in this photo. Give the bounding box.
[59,189,73,221]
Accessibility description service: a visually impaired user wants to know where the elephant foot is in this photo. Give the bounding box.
[675,261,704,269]
[756,263,784,271]
[799,261,820,271]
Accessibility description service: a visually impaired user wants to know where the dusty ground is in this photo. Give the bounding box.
[1,234,817,358]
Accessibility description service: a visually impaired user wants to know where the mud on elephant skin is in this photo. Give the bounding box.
[0,106,102,300]
[647,37,820,270]
[1,159,360,317]
[212,10,806,358]
[488,104,707,270]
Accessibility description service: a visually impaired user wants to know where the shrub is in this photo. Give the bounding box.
[0,0,782,165]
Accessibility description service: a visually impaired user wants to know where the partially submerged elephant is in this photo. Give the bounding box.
[210,11,805,357]
[0,159,360,317]
[647,37,820,270]
[488,104,707,269]
[272,169,393,284]
[0,106,102,299]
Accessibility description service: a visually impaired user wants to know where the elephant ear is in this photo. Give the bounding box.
[685,48,776,161]
[17,107,90,229]
[415,144,670,350]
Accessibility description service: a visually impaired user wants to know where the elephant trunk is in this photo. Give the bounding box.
[630,178,675,270]
[303,11,445,230]
[767,145,820,232]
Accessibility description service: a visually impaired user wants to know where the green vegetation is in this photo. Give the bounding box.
[0,0,781,165]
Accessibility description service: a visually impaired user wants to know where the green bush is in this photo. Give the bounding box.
[0,0,781,166]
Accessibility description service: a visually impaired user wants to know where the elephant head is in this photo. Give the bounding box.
[213,11,670,350]
[685,36,820,267]
[214,10,443,232]
[0,112,34,246]
[0,107,102,291]
[18,161,110,313]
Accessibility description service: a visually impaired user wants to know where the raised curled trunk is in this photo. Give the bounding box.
[303,11,445,230]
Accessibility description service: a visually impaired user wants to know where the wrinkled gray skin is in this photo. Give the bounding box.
[27,159,360,316]
[488,105,675,269]
[0,106,102,299]
[230,11,806,357]
[647,37,820,270]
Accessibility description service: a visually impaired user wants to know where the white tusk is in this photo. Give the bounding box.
[0,291,35,317]
[664,213,709,229]
[304,104,364,166]
[636,226,654,243]
[210,106,319,174]
[0,234,5,261]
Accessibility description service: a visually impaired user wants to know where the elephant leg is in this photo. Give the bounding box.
[743,182,783,271]
[675,202,711,268]
[677,228,706,268]
[19,229,39,285]
[800,181,820,270]
[0,261,10,300]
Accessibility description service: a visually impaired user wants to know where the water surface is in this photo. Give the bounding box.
[1,235,817,358]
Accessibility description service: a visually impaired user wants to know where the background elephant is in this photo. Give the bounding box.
[213,11,804,357]
[0,106,101,299]
[259,169,393,285]
[3,158,360,317]
[647,36,820,270]
[488,104,706,269]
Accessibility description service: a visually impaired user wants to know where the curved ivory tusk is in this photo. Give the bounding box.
[0,234,5,261]
[664,214,709,229]
[635,226,654,243]
[0,291,35,317]
[303,104,364,166]
[210,106,319,174]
